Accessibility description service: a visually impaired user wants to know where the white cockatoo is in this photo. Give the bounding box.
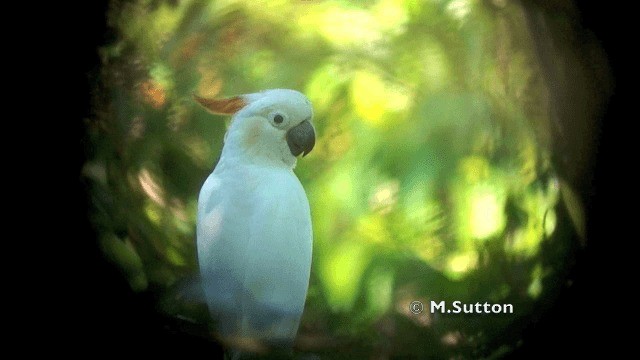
[194,89,315,355]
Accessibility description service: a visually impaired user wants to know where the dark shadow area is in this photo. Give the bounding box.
[508,1,619,358]
[75,1,223,357]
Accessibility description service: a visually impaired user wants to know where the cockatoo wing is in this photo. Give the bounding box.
[197,164,312,346]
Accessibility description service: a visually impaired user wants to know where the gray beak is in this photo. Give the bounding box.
[286,120,315,157]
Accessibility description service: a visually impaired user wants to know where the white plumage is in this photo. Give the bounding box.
[195,89,315,353]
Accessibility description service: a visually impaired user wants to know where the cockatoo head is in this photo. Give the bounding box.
[195,89,315,168]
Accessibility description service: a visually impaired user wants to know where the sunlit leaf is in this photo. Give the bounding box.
[444,250,478,280]
[350,70,410,126]
[319,241,370,312]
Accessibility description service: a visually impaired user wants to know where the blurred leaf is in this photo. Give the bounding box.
[560,179,586,242]
[319,241,370,312]
[100,233,148,292]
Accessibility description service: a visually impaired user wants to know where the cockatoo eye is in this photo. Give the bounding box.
[269,112,287,128]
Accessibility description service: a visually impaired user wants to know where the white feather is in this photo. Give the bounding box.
[196,89,314,349]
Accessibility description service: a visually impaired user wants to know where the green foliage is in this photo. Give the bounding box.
[84,0,589,357]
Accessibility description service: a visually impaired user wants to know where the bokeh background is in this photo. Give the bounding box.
[81,0,612,358]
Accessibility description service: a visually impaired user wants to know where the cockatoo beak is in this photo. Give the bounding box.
[287,120,315,157]
[193,94,247,115]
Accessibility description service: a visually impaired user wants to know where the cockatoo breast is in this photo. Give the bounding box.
[196,160,312,342]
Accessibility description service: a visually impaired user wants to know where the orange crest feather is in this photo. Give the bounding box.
[194,94,247,115]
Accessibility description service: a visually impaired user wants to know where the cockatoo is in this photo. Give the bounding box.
[194,89,315,355]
